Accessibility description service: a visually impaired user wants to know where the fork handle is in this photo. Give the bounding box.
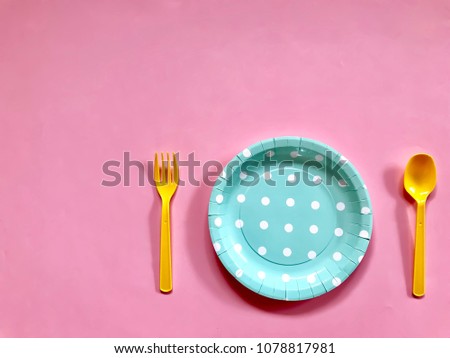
[160,200,172,293]
[413,201,426,297]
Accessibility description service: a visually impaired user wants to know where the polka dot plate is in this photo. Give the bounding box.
[208,137,373,301]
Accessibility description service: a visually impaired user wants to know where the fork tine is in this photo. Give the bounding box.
[166,152,171,183]
[161,152,166,182]
[173,152,179,184]
[154,153,160,182]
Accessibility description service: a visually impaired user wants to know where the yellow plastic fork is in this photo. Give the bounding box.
[154,152,179,293]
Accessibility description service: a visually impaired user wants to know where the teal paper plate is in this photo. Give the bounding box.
[208,137,373,301]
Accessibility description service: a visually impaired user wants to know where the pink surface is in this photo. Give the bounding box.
[1,1,450,338]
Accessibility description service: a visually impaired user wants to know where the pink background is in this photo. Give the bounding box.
[1,1,450,337]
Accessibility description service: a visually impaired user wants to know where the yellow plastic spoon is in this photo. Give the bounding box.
[404,153,436,297]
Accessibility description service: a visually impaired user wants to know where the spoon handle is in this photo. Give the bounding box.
[413,202,426,297]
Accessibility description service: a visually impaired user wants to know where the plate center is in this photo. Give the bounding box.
[239,165,337,266]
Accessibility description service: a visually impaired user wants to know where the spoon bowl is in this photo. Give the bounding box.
[404,154,436,203]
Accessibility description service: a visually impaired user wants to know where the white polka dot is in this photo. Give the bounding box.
[213,242,221,252]
[237,194,246,203]
[284,224,293,233]
[235,219,244,229]
[258,246,267,255]
[358,255,364,263]
[339,155,347,164]
[307,273,316,284]
[259,220,269,230]
[332,277,342,287]
[261,197,270,206]
[239,172,247,180]
[236,269,243,277]
[361,207,371,215]
[215,194,223,204]
[234,243,242,253]
[334,228,343,237]
[359,230,369,238]
[290,150,299,158]
[264,171,272,180]
[363,184,367,189]
[336,202,345,211]
[220,171,227,178]
[311,201,320,210]
[214,217,222,227]
[266,150,275,157]
[315,154,324,162]
[333,252,342,261]
[242,148,251,158]
[287,173,297,183]
[338,180,347,187]
[313,175,322,184]
[283,248,292,257]
[286,198,295,207]
[257,271,266,280]
[307,251,317,259]
[309,225,318,234]
[281,274,290,283]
